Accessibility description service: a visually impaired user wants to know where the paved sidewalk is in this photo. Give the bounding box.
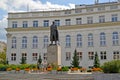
[0,71,120,80]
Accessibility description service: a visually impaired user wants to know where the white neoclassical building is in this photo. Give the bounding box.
[6,1,120,68]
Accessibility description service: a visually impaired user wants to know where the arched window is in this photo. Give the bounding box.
[22,36,27,48]
[88,33,93,47]
[32,36,38,48]
[43,36,48,48]
[12,37,16,48]
[112,32,119,45]
[77,34,82,47]
[100,32,106,46]
[66,35,71,47]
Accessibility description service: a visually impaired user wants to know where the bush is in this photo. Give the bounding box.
[29,64,37,69]
[0,64,7,71]
[18,64,30,70]
[101,60,120,73]
[9,64,17,70]
[62,66,69,71]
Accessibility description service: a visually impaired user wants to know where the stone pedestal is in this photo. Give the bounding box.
[47,45,61,66]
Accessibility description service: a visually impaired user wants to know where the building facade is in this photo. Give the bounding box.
[6,1,120,68]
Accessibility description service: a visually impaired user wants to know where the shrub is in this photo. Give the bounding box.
[18,64,30,70]
[101,60,120,73]
[0,64,7,71]
[29,64,37,69]
[9,64,17,70]
[62,66,69,71]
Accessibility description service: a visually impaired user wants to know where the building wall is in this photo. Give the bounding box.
[6,2,120,68]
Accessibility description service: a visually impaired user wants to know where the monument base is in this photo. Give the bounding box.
[47,44,61,66]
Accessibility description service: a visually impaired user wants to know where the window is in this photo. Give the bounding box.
[88,33,93,47]
[65,19,71,26]
[77,34,82,47]
[66,35,71,47]
[43,20,49,27]
[111,14,118,22]
[23,21,28,28]
[112,32,119,46]
[100,51,107,60]
[87,17,93,24]
[75,9,82,13]
[99,16,105,23]
[22,36,27,48]
[76,18,82,25]
[32,36,38,48]
[12,37,16,48]
[43,53,47,60]
[65,10,71,14]
[55,20,60,27]
[32,53,38,61]
[33,20,38,27]
[98,7,105,11]
[77,52,82,60]
[87,8,93,12]
[11,53,16,61]
[88,52,94,60]
[110,5,118,10]
[12,21,17,28]
[66,52,71,61]
[22,53,27,60]
[43,36,48,48]
[100,32,106,46]
[113,51,120,60]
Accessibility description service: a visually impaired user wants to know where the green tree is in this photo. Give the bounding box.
[20,56,26,64]
[93,52,100,68]
[0,47,7,64]
[71,49,79,68]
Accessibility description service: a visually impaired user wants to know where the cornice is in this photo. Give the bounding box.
[6,21,120,32]
[8,9,120,20]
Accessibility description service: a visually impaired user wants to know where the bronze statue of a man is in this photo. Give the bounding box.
[50,21,59,45]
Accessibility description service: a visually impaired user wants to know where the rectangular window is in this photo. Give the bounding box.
[100,51,107,60]
[12,21,17,28]
[75,9,82,13]
[23,21,28,28]
[65,19,71,26]
[77,52,82,60]
[87,17,93,24]
[66,52,71,61]
[110,5,118,10]
[88,52,94,60]
[22,53,27,60]
[12,38,16,49]
[65,10,71,14]
[99,16,105,23]
[98,7,105,11]
[76,18,82,25]
[111,14,118,22]
[32,53,38,61]
[33,20,38,27]
[113,51,120,60]
[11,53,16,61]
[87,8,93,12]
[43,20,49,27]
[55,20,60,26]
[43,53,47,60]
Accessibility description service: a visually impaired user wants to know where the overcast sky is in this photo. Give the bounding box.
[0,0,117,42]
